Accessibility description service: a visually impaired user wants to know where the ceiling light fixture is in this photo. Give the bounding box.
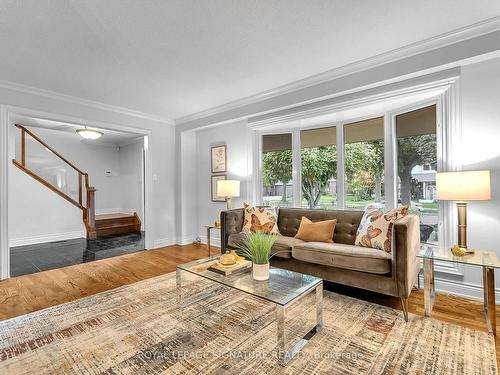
[76,126,103,140]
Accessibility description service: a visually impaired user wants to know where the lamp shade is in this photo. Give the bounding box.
[436,170,491,201]
[76,128,103,140]
[217,180,240,198]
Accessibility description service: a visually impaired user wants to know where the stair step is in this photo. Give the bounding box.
[96,218,137,228]
[96,223,141,238]
[97,222,139,230]
[95,214,138,228]
[94,213,141,238]
[96,213,135,220]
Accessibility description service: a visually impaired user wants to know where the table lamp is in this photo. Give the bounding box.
[436,170,491,252]
[217,180,240,210]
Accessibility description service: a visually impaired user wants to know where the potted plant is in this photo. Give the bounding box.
[237,232,277,280]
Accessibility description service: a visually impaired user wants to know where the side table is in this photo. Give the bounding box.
[203,225,220,256]
[418,246,499,336]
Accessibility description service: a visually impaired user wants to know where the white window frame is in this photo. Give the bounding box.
[338,112,385,210]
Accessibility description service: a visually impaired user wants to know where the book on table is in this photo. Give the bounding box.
[208,259,252,276]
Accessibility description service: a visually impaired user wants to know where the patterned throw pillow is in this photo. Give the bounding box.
[355,206,409,252]
[241,203,280,235]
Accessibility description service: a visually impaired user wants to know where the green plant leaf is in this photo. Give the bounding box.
[235,232,278,265]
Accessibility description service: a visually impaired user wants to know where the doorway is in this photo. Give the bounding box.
[3,109,152,278]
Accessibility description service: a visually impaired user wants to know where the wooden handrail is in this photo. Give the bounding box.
[13,124,97,239]
[12,160,85,210]
[15,124,87,175]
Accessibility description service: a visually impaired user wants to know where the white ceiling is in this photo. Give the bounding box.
[0,1,499,121]
[11,114,143,147]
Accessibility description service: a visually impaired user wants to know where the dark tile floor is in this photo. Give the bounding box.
[10,232,145,277]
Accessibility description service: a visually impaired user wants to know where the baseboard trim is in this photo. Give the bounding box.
[199,235,221,248]
[418,274,500,302]
[177,236,197,246]
[152,238,177,249]
[9,230,86,247]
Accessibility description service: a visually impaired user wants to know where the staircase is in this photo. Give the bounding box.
[12,124,141,240]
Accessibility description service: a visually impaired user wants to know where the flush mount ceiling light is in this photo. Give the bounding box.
[76,126,103,140]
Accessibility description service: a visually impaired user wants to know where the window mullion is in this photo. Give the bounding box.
[384,113,396,210]
[291,129,301,207]
[253,130,263,205]
[336,124,345,209]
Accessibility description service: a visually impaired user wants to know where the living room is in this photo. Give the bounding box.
[1,1,500,374]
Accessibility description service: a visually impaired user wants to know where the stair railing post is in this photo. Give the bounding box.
[86,187,97,240]
[21,128,26,166]
[78,173,82,205]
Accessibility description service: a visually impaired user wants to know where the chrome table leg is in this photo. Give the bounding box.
[277,282,324,365]
[483,267,496,336]
[176,268,182,305]
[423,258,435,317]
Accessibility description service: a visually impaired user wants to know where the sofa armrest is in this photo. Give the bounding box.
[220,208,245,252]
[393,214,421,298]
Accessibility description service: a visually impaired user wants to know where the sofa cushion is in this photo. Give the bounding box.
[292,242,391,274]
[228,234,302,259]
[295,217,337,243]
[355,206,408,252]
[241,203,280,235]
[277,208,364,245]
[272,236,305,258]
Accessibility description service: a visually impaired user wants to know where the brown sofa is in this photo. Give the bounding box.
[221,207,421,321]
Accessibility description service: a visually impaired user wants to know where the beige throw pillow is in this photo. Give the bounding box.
[241,203,280,235]
[355,206,409,252]
[294,217,337,243]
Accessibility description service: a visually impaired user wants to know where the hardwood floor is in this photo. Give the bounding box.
[1,243,499,366]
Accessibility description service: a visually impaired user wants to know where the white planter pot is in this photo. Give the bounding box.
[252,263,270,281]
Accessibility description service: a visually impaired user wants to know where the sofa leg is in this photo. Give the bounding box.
[400,297,409,322]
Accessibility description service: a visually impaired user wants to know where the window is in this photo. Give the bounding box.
[300,126,337,209]
[259,104,441,247]
[396,105,438,245]
[261,134,293,207]
[344,117,384,210]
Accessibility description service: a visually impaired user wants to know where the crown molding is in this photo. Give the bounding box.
[175,15,500,126]
[247,68,460,128]
[0,79,174,125]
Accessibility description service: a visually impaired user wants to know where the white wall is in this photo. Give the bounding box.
[9,163,86,246]
[182,120,253,246]
[453,57,500,293]
[178,130,198,245]
[118,140,144,223]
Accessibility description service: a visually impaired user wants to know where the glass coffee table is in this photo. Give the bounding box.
[418,246,500,335]
[176,256,323,364]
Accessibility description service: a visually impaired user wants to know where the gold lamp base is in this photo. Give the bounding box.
[456,202,467,249]
[454,201,474,254]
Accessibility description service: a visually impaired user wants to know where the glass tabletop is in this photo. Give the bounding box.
[417,245,500,269]
[177,256,322,306]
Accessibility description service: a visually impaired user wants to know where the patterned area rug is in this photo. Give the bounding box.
[0,272,497,374]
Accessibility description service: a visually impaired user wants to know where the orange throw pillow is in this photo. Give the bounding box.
[294,217,337,243]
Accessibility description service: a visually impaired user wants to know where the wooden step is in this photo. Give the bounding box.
[95,214,138,229]
[94,213,141,238]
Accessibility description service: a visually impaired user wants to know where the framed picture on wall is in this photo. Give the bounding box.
[211,174,227,202]
[211,144,227,173]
